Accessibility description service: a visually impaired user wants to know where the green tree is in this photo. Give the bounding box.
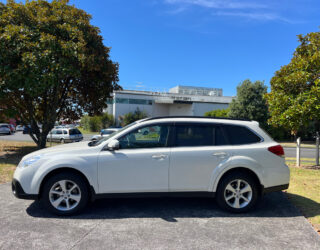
[121,108,148,126]
[266,30,320,136]
[229,79,269,127]
[205,108,230,118]
[0,0,120,148]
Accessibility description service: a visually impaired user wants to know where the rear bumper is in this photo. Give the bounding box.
[263,184,289,194]
[12,179,38,200]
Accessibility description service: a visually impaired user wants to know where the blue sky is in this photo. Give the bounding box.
[5,0,320,96]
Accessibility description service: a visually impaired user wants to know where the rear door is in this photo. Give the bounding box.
[169,122,231,192]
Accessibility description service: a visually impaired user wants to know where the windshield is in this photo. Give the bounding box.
[88,122,137,147]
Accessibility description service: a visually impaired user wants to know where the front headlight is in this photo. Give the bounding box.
[19,154,43,168]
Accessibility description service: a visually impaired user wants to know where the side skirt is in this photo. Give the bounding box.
[91,189,216,201]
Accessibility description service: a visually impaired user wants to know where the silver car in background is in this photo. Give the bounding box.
[47,128,83,143]
[0,123,12,135]
[91,128,120,141]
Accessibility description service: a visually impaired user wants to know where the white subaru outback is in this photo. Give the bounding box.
[12,117,290,215]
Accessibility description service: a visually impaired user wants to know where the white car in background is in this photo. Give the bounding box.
[91,128,120,141]
[12,116,289,215]
[47,128,83,143]
[0,123,12,135]
[16,125,24,132]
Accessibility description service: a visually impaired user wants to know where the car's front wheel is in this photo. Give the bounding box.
[216,171,259,213]
[41,172,89,215]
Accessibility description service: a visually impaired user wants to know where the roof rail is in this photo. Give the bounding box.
[144,116,251,122]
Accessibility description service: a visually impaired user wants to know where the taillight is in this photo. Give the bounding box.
[268,145,285,158]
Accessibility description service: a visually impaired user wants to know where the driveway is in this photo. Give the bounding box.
[0,183,319,249]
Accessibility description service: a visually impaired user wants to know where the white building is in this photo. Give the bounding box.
[106,85,234,124]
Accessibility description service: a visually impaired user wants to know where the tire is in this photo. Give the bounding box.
[41,172,89,215]
[60,138,65,144]
[216,171,259,213]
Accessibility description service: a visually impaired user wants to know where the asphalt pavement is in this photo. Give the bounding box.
[0,132,317,159]
[0,183,319,249]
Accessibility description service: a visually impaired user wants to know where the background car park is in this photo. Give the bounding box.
[47,127,83,143]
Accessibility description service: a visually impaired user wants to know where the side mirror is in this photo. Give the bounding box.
[107,139,119,151]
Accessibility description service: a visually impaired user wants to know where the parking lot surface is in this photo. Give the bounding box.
[0,183,319,249]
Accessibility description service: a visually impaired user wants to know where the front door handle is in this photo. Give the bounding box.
[213,152,228,158]
[152,154,167,159]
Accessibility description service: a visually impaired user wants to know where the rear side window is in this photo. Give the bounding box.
[56,130,62,135]
[63,130,68,134]
[174,124,228,147]
[69,129,81,135]
[223,125,261,145]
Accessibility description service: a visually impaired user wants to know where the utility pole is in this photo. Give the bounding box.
[296,137,301,167]
[316,132,319,166]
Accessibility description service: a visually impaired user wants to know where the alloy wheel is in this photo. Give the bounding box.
[49,180,81,211]
[224,179,252,209]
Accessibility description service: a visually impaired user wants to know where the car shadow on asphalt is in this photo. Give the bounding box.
[25,191,319,221]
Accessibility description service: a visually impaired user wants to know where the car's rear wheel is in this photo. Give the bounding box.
[41,172,89,215]
[60,138,65,144]
[216,171,259,213]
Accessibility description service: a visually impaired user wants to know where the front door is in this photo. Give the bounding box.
[98,124,172,193]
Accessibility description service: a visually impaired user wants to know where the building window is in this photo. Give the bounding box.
[106,98,114,104]
[110,98,153,105]
[115,98,129,104]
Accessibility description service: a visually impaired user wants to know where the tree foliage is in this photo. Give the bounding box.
[229,79,269,127]
[265,30,320,135]
[0,0,120,147]
[204,108,229,118]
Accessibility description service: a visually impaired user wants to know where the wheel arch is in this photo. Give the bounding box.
[213,167,263,194]
[38,167,95,200]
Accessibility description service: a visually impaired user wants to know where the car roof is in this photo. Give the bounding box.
[139,116,257,126]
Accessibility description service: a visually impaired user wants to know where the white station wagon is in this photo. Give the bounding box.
[12,117,290,215]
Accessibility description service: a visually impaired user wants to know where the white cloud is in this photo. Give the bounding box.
[164,0,266,10]
[163,0,294,22]
[214,11,292,23]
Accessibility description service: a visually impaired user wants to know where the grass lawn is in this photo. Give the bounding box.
[286,163,320,232]
[0,140,319,232]
[0,141,38,183]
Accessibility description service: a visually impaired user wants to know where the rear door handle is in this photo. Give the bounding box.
[152,154,167,159]
[213,152,228,158]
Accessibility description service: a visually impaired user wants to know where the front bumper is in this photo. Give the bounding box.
[12,179,38,200]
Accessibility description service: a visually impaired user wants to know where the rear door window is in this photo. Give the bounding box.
[222,125,261,145]
[174,124,228,147]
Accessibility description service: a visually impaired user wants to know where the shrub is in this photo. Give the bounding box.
[101,113,114,128]
[205,108,230,118]
[89,116,103,132]
[80,115,90,131]
[122,108,148,126]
